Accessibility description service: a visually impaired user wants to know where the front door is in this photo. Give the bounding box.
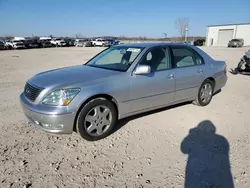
[171,46,206,102]
[130,46,175,112]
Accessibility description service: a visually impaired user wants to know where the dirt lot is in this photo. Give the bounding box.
[0,46,249,188]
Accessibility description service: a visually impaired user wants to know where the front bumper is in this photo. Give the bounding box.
[19,93,75,134]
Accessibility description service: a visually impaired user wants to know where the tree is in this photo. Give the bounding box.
[175,17,189,40]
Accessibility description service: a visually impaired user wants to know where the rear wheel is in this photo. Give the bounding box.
[193,79,214,106]
[76,98,117,141]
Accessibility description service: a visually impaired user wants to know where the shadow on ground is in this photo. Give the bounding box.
[181,120,234,188]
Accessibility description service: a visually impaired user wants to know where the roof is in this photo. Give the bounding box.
[207,23,250,27]
[118,42,191,48]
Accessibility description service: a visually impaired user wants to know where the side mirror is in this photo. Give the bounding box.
[134,65,151,75]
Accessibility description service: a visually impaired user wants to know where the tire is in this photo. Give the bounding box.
[76,98,118,141]
[193,79,214,106]
[93,43,96,47]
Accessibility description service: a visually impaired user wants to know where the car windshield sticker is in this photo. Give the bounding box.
[127,48,141,53]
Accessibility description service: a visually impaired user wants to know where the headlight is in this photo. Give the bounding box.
[42,88,80,106]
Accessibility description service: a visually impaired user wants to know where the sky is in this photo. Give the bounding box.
[0,0,250,38]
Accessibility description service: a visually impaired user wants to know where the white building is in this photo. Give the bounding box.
[206,23,250,46]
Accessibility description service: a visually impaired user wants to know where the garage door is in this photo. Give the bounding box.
[217,29,234,46]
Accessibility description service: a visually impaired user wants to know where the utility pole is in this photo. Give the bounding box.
[185,27,188,42]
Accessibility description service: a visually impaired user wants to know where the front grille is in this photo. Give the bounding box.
[24,83,42,101]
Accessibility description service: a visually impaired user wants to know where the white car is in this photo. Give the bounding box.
[51,38,67,47]
[5,40,25,49]
[91,38,109,47]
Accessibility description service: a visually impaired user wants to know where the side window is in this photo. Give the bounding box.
[140,47,171,71]
[172,48,194,67]
[172,47,203,68]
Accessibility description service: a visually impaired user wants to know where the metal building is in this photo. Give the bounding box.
[206,23,250,46]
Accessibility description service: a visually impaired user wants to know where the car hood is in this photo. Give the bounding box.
[28,65,121,88]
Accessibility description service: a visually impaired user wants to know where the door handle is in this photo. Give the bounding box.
[197,69,204,74]
[167,73,175,79]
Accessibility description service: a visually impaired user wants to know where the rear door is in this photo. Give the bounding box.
[171,46,206,102]
[130,46,175,112]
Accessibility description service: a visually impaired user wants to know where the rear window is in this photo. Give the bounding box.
[172,47,204,67]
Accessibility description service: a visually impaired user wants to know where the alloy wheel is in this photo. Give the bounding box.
[200,83,212,103]
[84,105,112,136]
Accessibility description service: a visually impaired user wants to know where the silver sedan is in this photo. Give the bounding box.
[20,43,227,141]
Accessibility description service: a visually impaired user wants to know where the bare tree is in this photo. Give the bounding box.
[163,33,168,40]
[175,17,189,40]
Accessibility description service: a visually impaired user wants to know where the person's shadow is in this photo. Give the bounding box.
[181,120,234,188]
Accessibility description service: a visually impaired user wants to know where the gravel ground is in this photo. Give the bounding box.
[0,46,249,188]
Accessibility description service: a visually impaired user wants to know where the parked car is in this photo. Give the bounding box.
[228,39,244,47]
[74,39,84,47]
[51,38,67,47]
[64,38,75,47]
[38,39,53,48]
[24,39,39,48]
[75,39,92,47]
[6,40,26,49]
[0,40,6,50]
[4,40,12,49]
[183,41,193,45]
[233,49,250,74]
[106,39,120,47]
[91,38,109,47]
[20,43,227,141]
[194,39,205,46]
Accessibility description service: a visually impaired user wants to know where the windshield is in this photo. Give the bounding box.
[87,46,143,71]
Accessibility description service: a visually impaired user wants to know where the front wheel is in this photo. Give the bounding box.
[193,79,214,106]
[76,98,117,141]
